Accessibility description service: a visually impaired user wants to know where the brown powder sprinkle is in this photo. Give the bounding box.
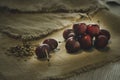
[6,41,34,57]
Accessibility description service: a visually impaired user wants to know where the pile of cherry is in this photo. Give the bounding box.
[35,38,58,61]
[63,23,111,53]
[35,23,111,61]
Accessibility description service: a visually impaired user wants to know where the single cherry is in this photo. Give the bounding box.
[63,29,73,40]
[94,35,108,49]
[99,29,111,40]
[78,34,93,49]
[43,38,58,51]
[73,23,87,36]
[65,37,80,53]
[87,24,100,37]
[35,44,50,60]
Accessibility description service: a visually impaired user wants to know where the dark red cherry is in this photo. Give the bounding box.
[87,24,100,37]
[35,44,50,59]
[73,23,87,36]
[99,29,111,40]
[43,38,58,51]
[94,35,108,49]
[65,37,80,53]
[63,29,73,40]
[78,34,93,49]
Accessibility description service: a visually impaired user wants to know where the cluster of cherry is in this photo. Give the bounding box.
[35,23,111,61]
[63,23,111,53]
[35,38,58,61]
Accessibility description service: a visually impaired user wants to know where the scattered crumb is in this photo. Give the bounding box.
[6,41,34,57]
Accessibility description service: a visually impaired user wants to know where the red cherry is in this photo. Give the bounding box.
[35,44,50,58]
[78,34,93,49]
[65,37,80,53]
[63,29,74,40]
[43,39,58,51]
[99,29,111,40]
[87,24,100,37]
[73,23,87,36]
[94,35,108,49]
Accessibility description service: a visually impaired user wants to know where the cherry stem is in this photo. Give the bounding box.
[45,49,49,62]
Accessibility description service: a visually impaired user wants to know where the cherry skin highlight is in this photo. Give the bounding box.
[99,29,111,40]
[73,23,87,36]
[87,24,100,37]
[63,29,73,40]
[68,32,75,39]
[43,38,58,51]
[78,34,93,49]
[65,37,80,53]
[94,35,108,49]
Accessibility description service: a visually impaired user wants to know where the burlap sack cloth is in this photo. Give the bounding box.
[0,0,120,80]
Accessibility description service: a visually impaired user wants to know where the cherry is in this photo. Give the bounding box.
[65,37,80,53]
[43,38,58,51]
[87,24,100,37]
[73,23,87,36]
[35,44,50,60]
[99,29,111,40]
[78,34,93,49]
[94,35,108,49]
[63,29,73,40]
